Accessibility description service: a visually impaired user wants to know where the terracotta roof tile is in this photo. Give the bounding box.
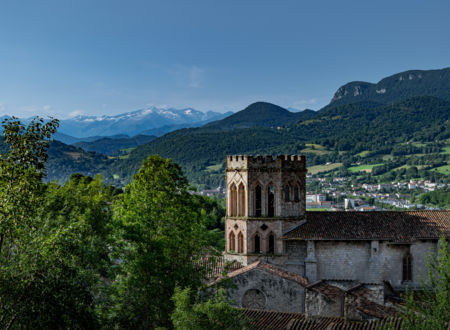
[213,260,309,286]
[307,281,344,302]
[283,211,450,242]
[242,309,404,329]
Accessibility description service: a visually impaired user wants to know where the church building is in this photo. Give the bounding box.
[220,155,450,319]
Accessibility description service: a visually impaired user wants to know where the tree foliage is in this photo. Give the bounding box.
[171,286,249,330]
[107,155,218,328]
[399,236,450,329]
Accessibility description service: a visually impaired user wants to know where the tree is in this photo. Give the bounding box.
[0,118,116,329]
[171,286,249,330]
[399,236,450,329]
[108,155,217,328]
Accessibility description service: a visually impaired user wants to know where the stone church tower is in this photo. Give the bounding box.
[224,155,307,266]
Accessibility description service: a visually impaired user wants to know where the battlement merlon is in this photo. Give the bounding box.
[226,155,306,171]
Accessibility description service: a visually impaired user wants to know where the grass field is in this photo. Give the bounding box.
[355,150,370,157]
[432,164,450,175]
[441,146,450,155]
[301,144,332,155]
[348,164,384,173]
[206,164,223,172]
[308,163,343,174]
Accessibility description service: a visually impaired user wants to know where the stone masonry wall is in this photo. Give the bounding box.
[227,268,305,313]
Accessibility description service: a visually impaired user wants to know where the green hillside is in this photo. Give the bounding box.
[73,134,156,155]
[203,101,317,130]
[107,96,450,188]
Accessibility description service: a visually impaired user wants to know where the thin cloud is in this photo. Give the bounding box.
[188,66,205,88]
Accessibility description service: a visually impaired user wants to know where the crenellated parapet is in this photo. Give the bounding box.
[227,155,306,171]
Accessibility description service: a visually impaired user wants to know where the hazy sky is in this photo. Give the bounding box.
[0,0,449,118]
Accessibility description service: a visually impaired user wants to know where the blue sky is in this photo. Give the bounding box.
[0,0,449,118]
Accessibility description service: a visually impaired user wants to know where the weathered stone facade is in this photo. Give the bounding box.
[221,155,450,317]
[224,155,306,266]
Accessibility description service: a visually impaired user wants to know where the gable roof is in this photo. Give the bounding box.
[307,281,344,302]
[213,260,308,286]
[283,211,450,242]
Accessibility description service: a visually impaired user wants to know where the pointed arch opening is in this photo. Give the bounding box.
[402,253,412,282]
[294,184,299,202]
[255,185,262,217]
[268,233,275,254]
[238,182,246,216]
[228,231,236,252]
[284,185,290,202]
[267,184,275,217]
[230,183,237,216]
[237,232,244,253]
[254,233,261,253]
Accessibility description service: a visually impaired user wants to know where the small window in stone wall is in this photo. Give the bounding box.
[254,234,261,253]
[242,289,266,309]
[284,185,290,202]
[267,184,275,217]
[294,185,299,202]
[255,185,262,217]
[237,232,244,253]
[402,253,412,282]
[268,233,275,254]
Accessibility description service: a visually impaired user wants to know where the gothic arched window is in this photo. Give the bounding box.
[229,231,236,252]
[254,234,260,253]
[268,233,275,254]
[255,185,262,217]
[294,185,299,202]
[238,182,246,216]
[284,185,290,202]
[402,253,412,282]
[237,232,244,253]
[267,184,275,217]
[230,184,237,217]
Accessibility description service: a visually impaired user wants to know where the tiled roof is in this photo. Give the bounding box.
[307,281,344,302]
[283,211,450,242]
[242,309,305,329]
[242,309,403,329]
[213,260,309,286]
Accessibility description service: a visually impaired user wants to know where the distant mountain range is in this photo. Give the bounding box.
[1,67,448,187]
[57,107,232,137]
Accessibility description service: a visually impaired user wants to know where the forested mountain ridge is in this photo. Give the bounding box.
[328,67,450,107]
[72,134,156,155]
[203,101,317,130]
[2,68,448,188]
[108,95,450,188]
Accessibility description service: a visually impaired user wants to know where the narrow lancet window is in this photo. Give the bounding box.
[255,185,262,217]
[254,234,260,253]
[229,232,236,252]
[238,183,246,216]
[268,233,275,254]
[284,185,290,202]
[268,184,275,217]
[237,232,244,253]
[402,253,412,282]
[230,184,237,216]
[294,185,299,202]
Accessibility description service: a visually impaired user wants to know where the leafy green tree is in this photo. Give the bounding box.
[0,118,116,329]
[399,236,450,329]
[109,155,217,328]
[171,286,249,330]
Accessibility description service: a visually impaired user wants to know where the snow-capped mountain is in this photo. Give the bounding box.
[58,107,231,137]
